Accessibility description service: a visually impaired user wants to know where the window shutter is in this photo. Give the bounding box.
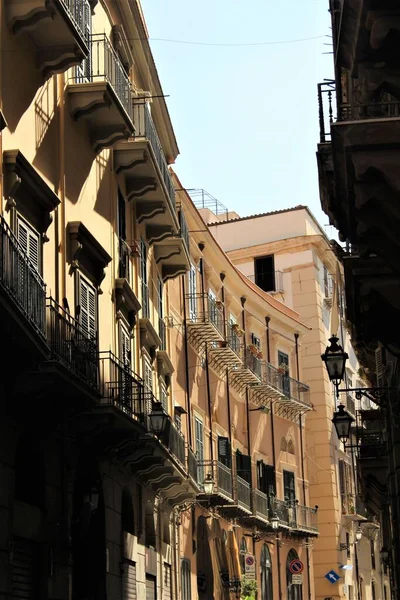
[218,437,231,468]
[17,217,40,272]
[264,464,276,496]
[120,322,131,366]
[79,276,97,337]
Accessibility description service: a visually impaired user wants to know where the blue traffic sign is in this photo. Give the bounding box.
[325,570,340,584]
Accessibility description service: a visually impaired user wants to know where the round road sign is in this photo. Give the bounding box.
[245,555,255,567]
[289,559,304,574]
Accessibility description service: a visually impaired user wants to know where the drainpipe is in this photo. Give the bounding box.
[181,275,192,447]
[57,72,66,303]
[198,243,205,317]
[271,402,282,600]
[205,343,214,465]
[265,316,271,363]
[240,296,247,361]
[220,272,226,338]
[226,367,233,492]
[295,332,312,600]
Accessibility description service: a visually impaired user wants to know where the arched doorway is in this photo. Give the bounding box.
[196,516,214,599]
[72,456,106,600]
[260,544,273,599]
[286,549,302,600]
[239,536,248,575]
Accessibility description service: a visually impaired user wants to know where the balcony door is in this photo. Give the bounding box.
[195,417,204,486]
[188,264,197,320]
[283,470,296,503]
[278,351,290,397]
[119,321,132,409]
[140,239,149,318]
[257,461,276,497]
[254,255,275,292]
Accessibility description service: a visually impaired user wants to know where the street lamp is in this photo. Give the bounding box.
[321,335,348,387]
[332,404,354,443]
[270,513,279,530]
[203,473,215,495]
[380,547,389,564]
[355,527,363,542]
[149,402,168,435]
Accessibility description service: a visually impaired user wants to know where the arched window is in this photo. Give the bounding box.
[121,487,135,535]
[280,437,287,451]
[287,439,295,455]
[371,580,376,600]
[286,549,302,600]
[260,544,273,599]
[240,536,248,574]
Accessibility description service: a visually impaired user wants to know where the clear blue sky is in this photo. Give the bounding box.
[141,0,334,231]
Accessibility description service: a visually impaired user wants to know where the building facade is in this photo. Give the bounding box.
[0,1,318,599]
[207,206,391,600]
[316,0,400,596]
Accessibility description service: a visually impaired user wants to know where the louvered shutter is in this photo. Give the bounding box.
[79,276,97,338]
[164,564,172,600]
[145,576,156,600]
[181,559,191,600]
[17,217,40,272]
[120,322,131,366]
[218,437,231,468]
[195,417,204,484]
[264,464,276,496]
[238,454,251,485]
[122,562,137,600]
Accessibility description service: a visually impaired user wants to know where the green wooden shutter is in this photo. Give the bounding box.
[17,217,40,272]
[79,276,97,337]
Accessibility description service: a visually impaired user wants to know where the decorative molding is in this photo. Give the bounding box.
[115,278,141,327]
[126,177,157,201]
[136,201,165,224]
[67,221,111,288]
[139,318,161,356]
[157,350,174,378]
[0,110,7,132]
[111,24,134,70]
[3,149,60,232]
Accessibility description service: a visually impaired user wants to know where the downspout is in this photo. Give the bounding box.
[226,368,233,491]
[181,275,192,447]
[220,272,226,338]
[295,331,312,600]
[205,343,214,464]
[198,243,205,317]
[240,296,247,362]
[270,403,282,600]
[265,316,271,363]
[57,73,66,303]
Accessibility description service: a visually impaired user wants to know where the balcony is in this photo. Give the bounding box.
[0,216,48,358]
[236,476,251,513]
[153,210,190,282]
[7,0,92,78]
[186,294,225,352]
[114,102,179,239]
[187,447,199,486]
[208,321,244,376]
[357,409,388,515]
[68,33,134,153]
[197,460,234,504]
[45,297,98,390]
[247,270,284,293]
[271,498,297,530]
[98,351,145,422]
[253,489,270,524]
[295,504,318,535]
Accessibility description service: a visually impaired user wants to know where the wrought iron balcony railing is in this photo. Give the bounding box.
[186,293,225,337]
[237,476,251,511]
[253,489,269,521]
[317,80,336,143]
[179,210,190,256]
[98,351,144,419]
[271,498,297,529]
[133,102,175,209]
[46,297,98,388]
[159,413,186,466]
[247,270,284,293]
[141,281,149,319]
[247,353,262,379]
[118,237,132,283]
[295,504,318,533]
[0,216,46,336]
[226,322,242,357]
[187,447,198,485]
[159,317,167,351]
[72,33,133,121]
[60,0,91,41]
[358,409,387,460]
[197,459,233,499]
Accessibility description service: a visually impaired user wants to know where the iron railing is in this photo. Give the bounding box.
[188,448,198,484]
[226,322,242,357]
[271,498,297,528]
[248,270,284,293]
[133,102,175,208]
[295,504,318,533]
[237,476,251,511]
[253,489,269,521]
[60,0,91,43]
[247,353,262,379]
[72,33,133,121]
[118,238,132,282]
[186,293,225,336]
[197,460,233,498]
[98,351,144,419]
[0,216,46,336]
[141,280,149,318]
[46,297,98,388]
[346,393,356,416]
[217,461,233,498]
[159,317,166,351]
[317,80,336,143]
[189,189,228,218]
[179,210,190,256]
[263,363,311,407]
[159,416,186,466]
[358,409,387,459]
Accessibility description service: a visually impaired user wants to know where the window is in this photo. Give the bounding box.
[370,539,376,570]
[195,417,204,485]
[239,537,247,574]
[384,585,388,600]
[188,263,197,320]
[278,351,290,396]
[157,278,166,350]
[346,532,351,559]
[254,255,275,292]
[78,275,97,338]
[283,470,296,502]
[338,460,353,513]
[143,356,153,414]
[17,215,40,273]
[181,559,191,600]
[120,321,131,367]
[140,239,149,318]
[280,437,288,451]
[260,544,273,599]
[251,333,261,349]
[218,436,231,468]
[75,3,92,82]
[371,580,376,600]
[257,461,276,496]
[287,438,295,455]
[121,487,135,535]
[118,190,129,280]
[159,378,168,411]
[236,450,251,485]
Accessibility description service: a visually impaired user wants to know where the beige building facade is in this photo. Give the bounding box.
[0,2,319,600]
[207,206,391,600]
